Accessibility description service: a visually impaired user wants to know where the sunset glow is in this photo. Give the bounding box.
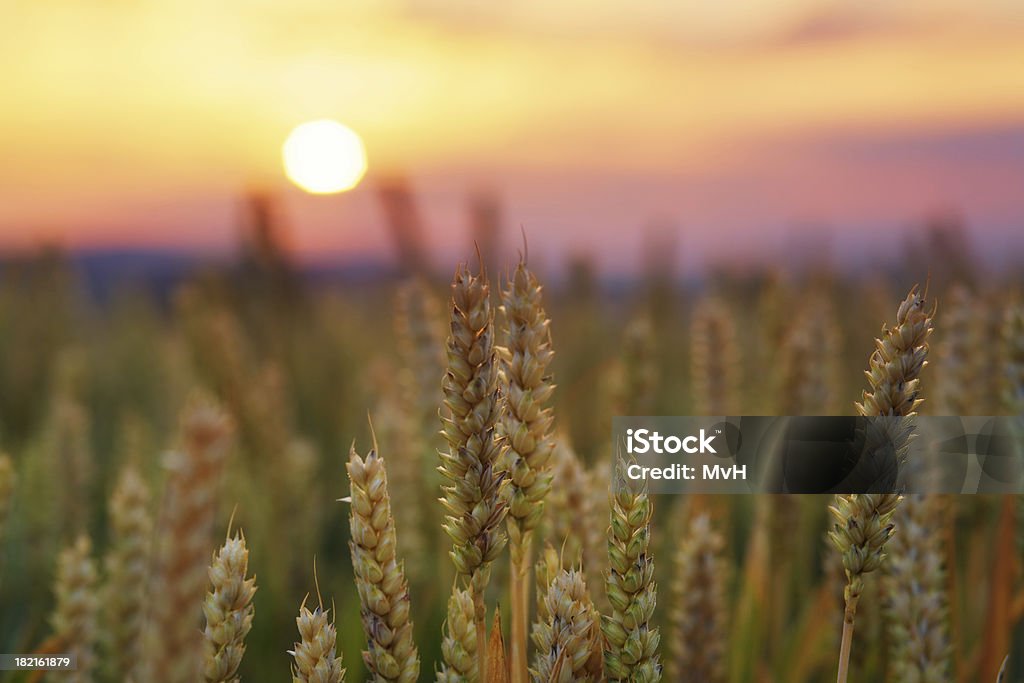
[1,2,1023,266]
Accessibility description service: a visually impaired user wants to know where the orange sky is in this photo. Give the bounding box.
[2,1,1024,270]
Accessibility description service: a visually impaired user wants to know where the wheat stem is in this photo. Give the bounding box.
[836,607,855,683]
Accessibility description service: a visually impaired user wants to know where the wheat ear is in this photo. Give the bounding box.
[547,439,602,579]
[396,277,447,426]
[373,380,427,576]
[999,295,1023,414]
[390,278,446,574]
[882,495,951,680]
[934,284,975,415]
[289,599,346,683]
[586,461,612,613]
[778,294,841,415]
[103,465,152,680]
[146,402,233,683]
[437,587,478,682]
[202,529,256,683]
[667,514,728,683]
[531,566,603,682]
[691,295,740,415]
[346,444,420,683]
[47,387,93,539]
[603,465,661,682]
[534,544,561,621]
[615,316,657,415]
[50,534,98,683]
[499,259,555,683]
[439,261,508,679]
[855,285,935,417]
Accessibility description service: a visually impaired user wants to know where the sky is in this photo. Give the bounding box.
[2,0,1024,273]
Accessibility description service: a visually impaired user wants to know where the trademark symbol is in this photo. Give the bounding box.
[716,429,723,435]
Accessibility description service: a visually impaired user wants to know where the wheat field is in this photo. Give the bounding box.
[0,240,1021,683]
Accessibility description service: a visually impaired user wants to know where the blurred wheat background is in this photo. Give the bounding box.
[0,198,1021,681]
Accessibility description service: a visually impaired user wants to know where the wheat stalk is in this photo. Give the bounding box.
[830,285,934,683]
[439,261,508,679]
[289,599,346,683]
[102,465,152,680]
[691,295,740,415]
[145,402,233,683]
[437,587,479,682]
[667,513,728,683]
[829,494,901,682]
[882,495,951,681]
[603,464,661,682]
[531,566,603,682]
[50,534,98,683]
[0,453,14,551]
[202,529,256,683]
[346,444,420,683]
[767,293,840,659]
[499,259,555,683]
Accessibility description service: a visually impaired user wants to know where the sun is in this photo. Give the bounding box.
[282,119,368,194]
